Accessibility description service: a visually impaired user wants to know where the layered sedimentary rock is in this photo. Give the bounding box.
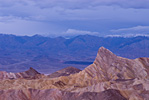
[86,47,149,81]
[61,47,149,99]
[48,66,81,78]
[0,89,126,100]
[0,67,44,80]
[0,47,148,100]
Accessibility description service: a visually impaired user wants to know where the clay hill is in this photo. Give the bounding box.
[0,47,149,100]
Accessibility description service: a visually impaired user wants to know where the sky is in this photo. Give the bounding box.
[0,0,149,37]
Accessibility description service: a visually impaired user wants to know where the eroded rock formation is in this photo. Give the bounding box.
[0,47,148,100]
[48,66,81,78]
[0,89,127,100]
[0,67,44,80]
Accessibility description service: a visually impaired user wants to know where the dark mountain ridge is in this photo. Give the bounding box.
[0,34,148,73]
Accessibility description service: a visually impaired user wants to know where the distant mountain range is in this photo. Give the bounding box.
[0,34,148,73]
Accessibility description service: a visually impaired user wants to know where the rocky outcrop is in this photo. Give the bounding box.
[63,47,149,99]
[83,47,149,82]
[48,66,81,78]
[0,89,126,100]
[0,67,44,80]
[0,47,148,100]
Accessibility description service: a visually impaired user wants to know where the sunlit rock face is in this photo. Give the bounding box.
[0,47,148,100]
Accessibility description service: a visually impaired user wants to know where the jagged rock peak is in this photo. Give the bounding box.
[22,67,41,78]
[83,46,149,82]
[26,67,40,74]
[93,47,117,67]
[97,46,116,59]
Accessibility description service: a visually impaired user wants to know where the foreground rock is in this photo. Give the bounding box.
[0,89,126,100]
[48,66,81,78]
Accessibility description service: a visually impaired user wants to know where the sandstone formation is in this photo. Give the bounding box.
[48,66,81,78]
[0,89,126,100]
[0,47,148,100]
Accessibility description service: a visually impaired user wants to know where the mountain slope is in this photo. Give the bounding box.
[0,47,148,99]
[0,34,149,73]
